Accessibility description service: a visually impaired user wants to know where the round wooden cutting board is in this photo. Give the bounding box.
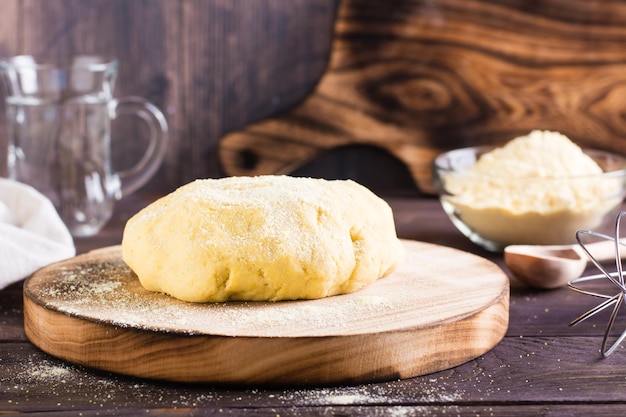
[23,240,509,386]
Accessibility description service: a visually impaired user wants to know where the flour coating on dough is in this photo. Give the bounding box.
[121,176,404,303]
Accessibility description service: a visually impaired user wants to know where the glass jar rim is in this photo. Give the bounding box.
[0,55,119,72]
[433,145,626,180]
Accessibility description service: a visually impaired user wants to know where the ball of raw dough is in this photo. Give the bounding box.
[121,176,405,303]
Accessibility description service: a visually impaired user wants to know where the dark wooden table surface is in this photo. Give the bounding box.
[2,193,626,415]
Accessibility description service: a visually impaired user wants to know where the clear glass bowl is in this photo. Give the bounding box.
[432,146,626,252]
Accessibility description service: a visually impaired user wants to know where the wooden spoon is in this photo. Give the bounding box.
[504,240,622,289]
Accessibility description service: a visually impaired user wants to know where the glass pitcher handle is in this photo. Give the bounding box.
[110,97,168,197]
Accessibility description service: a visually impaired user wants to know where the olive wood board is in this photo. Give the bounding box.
[23,239,509,386]
[218,0,626,194]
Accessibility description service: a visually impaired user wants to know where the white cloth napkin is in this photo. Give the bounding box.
[0,178,75,289]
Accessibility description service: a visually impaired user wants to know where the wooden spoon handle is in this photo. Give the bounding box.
[584,239,626,263]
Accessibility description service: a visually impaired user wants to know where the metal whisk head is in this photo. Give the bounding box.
[569,210,626,357]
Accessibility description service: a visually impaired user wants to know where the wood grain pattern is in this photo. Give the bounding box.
[6,198,626,413]
[5,1,626,195]
[22,240,508,385]
[0,0,337,192]
[219,0,626,193]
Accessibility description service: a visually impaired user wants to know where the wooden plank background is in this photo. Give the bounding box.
[2,0,626,196]
[0,0,338,194]
[219,0,626,193]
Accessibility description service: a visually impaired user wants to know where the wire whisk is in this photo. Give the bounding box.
[569,210,626,357]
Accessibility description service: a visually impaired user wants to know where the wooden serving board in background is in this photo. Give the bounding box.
[218,0,626,193]
[23,240,508,386]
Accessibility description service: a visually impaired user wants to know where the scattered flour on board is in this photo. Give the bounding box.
[3,352,465,413]
[277,383,463,406]
[32,259,412,337]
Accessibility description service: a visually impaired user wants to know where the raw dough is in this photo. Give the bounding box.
[121,176,404,303]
